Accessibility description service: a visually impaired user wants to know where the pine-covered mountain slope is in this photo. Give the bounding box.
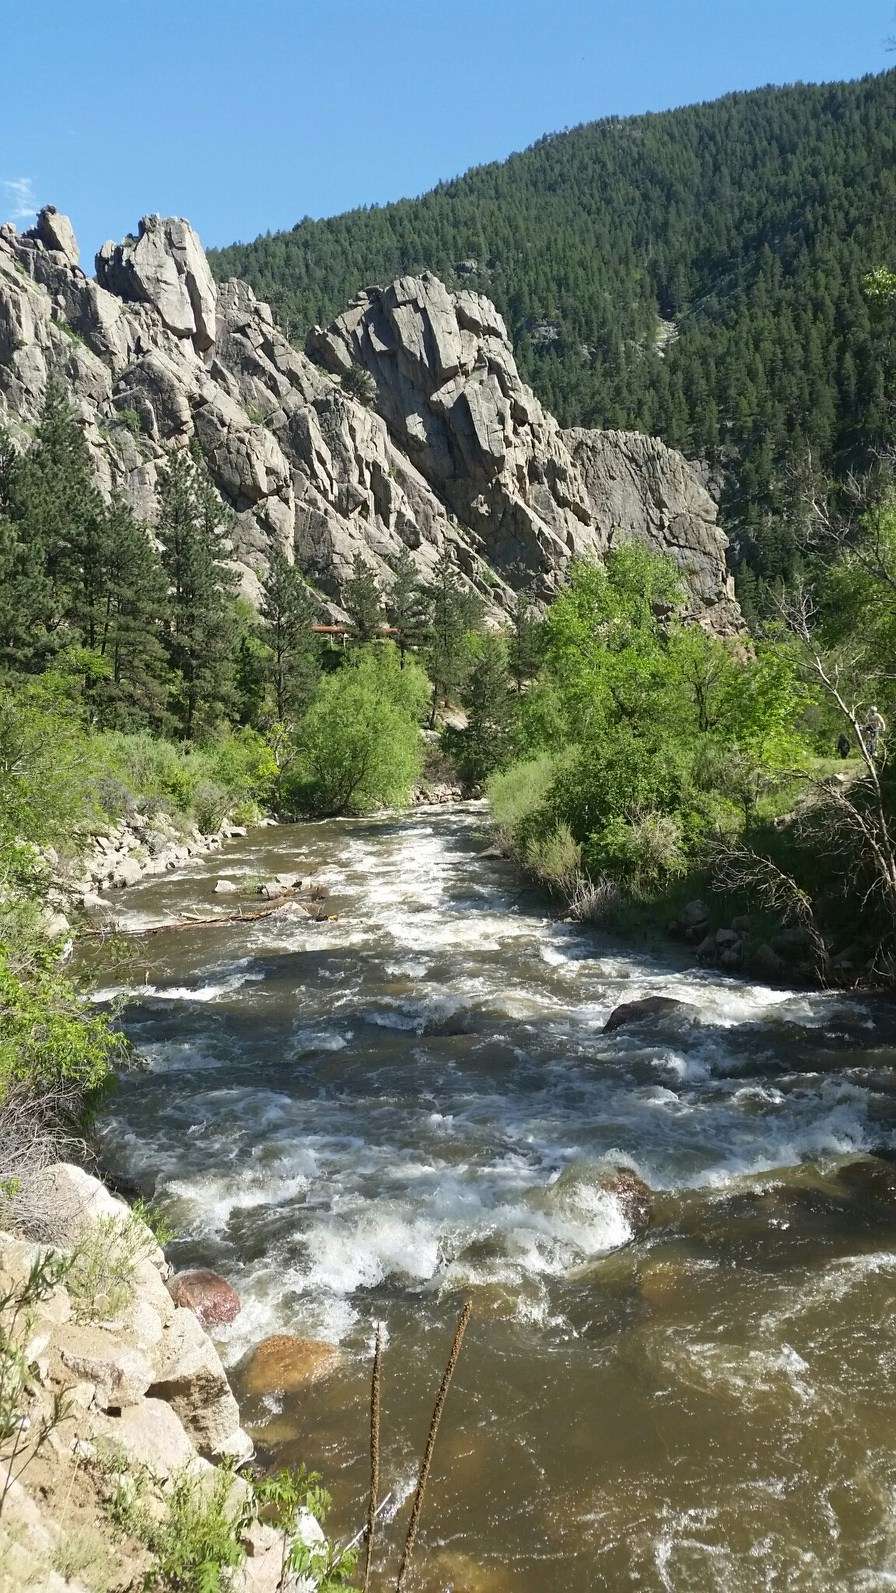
[0,208,740,630]
[210,70,896,600]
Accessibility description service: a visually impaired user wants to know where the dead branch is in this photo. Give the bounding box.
[395,1300,473,1593]
[711,839,830,983]
[79,895,334,939]
[363,1320,384,1592]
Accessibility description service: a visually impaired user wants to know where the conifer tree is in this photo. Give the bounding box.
[259,548,320,722]
[0,385,101,669]
[386,548,430,666]
[506,585,543,694]
[80,499,170,729]
[425,552,483,724]
[344,553,383,642]
[458,632,514,784]
[156,447,239,739]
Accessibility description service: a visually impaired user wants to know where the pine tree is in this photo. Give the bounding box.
[425,552,483,725]
[386,548,430,666]
[82,499,170,729]
[0,385,101,670]
[344,554,383,641]
[259,548,320,722]
[506,584,543,693]
[156,448,239,739]
[459,632,514,784]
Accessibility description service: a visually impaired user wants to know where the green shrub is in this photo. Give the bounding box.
[131,1197,177,1248]
[0,1250,73,1518]
[487,753,561,841]
[252,1466,357,1591]
[114,408,142,436]
[0,933,122,1109]
[284,644,428,816]
[108,1460,249,1592]
[524,822,583,894]
[585,811,689,897]
[67,1213,155,1324]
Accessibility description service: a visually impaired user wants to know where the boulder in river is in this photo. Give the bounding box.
[599,1166,653,1233]
[603,995,697,1034]
[167,1268,241,1329]
[836,1156,896,1206]
[213,878,238,895]
[234,1334,339,1398]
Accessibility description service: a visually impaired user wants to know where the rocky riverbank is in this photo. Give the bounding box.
[0,1165,334,1592]
[24,811,267,941]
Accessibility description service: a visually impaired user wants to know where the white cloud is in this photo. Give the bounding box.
[2,177,37,224]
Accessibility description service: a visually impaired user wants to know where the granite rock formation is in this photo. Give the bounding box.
[0,208,741,628]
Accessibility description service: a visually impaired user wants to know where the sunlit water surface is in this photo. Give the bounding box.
[85,806,896,1591]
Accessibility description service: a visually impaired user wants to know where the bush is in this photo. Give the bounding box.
[0,1249,73,1520]
[524,822,583,894]
[108,1459,249,1592]
[67,1214,155,1324]
[585,811,689,897]
[487,753,562,842]
[284,644,428,816]
[0,932,122,1109]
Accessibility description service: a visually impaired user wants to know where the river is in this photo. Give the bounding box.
[85,804,896,1591]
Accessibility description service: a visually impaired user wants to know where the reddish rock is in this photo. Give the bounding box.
[166,1269,241,1330]
[234,1334,338,1398]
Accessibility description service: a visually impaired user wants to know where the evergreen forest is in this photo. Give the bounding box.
[211,70,896,615]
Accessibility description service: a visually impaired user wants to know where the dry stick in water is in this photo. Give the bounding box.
[395,1299,473,1593]
[364,1320,384,1592]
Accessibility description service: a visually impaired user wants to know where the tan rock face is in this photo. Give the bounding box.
[0,210,741,631]
[96,213,217,352]
[57,1322,155,1409]
[234,1334,339,1398]
[151,1306,251,1460]
[32,205,80,267]
[309,272,742,626]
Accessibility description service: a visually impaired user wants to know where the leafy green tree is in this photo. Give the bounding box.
[344,553,384,642]
[156,449,239,739]
[496,547,813,899]
[386,548,431,666]
[286,644,428,815]
[259,549,320,721]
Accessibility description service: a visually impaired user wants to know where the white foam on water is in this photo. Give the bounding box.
[99,805,896,1432]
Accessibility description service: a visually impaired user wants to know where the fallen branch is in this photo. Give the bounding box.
[80,896,334,938]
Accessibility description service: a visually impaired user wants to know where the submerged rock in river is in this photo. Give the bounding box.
[603,995,697,1034]
[234,1333,339,1398]
[599,1166,653,1234]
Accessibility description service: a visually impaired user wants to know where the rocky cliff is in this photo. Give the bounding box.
[0,208,740,628]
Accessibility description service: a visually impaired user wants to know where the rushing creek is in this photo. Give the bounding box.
[84,805,896,1591]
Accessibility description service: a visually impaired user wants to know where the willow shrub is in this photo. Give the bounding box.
[0,918,122,1124]
[283,644,429,817]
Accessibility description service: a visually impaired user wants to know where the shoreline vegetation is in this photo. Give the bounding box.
[4,376,896,1169]
[3,289,896,1577]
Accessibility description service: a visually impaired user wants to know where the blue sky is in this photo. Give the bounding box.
[0,0,890,270]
